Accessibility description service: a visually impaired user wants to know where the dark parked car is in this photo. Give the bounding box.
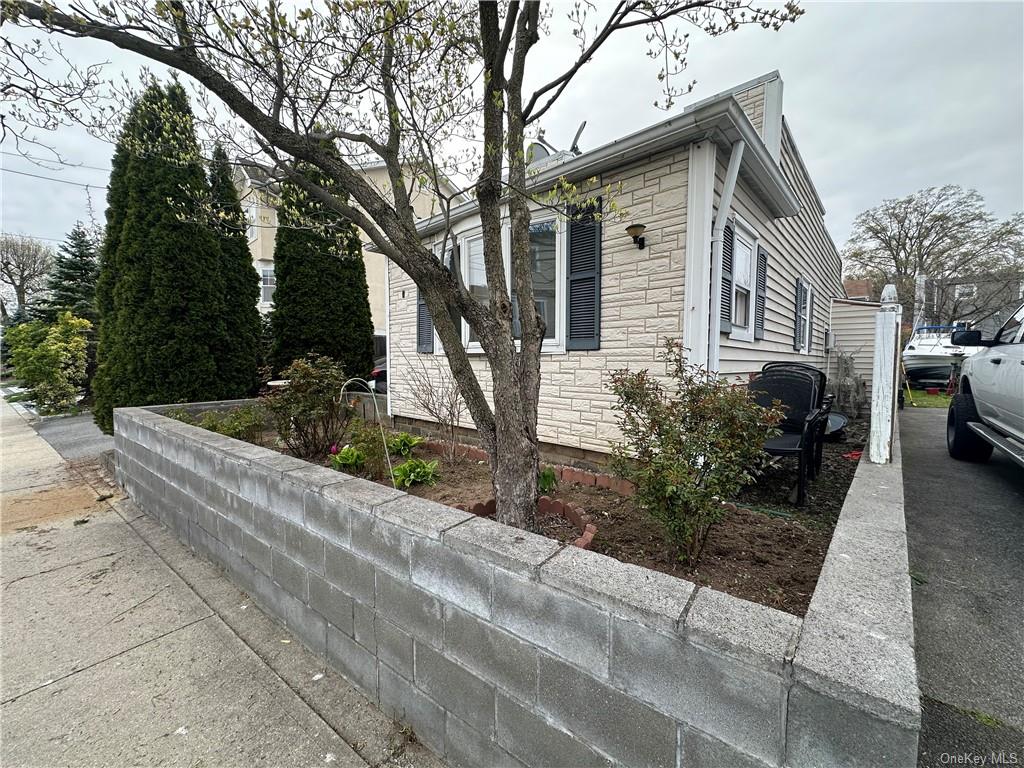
[368,356,387,394]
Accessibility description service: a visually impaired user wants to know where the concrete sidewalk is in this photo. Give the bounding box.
[1,398,441,767]
[900,409,1024,766]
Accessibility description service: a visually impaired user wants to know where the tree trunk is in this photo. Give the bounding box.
[485,382,540,532]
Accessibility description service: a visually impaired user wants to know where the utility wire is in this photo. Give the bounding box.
[0,151,111,173]
[1,167,109,190]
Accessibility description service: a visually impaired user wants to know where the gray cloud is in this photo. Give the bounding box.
[3,2,1021,255]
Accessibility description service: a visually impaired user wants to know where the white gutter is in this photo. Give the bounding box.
[707,140,745,373]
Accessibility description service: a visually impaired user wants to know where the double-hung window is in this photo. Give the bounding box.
[459,217,565,351]
[512,220,558,341]
[261,267,276,304]
[464,235,488,344]
[730,222,756,342]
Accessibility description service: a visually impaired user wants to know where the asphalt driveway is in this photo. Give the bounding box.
[900,408,1024,765]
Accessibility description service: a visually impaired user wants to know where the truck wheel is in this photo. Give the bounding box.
[946,393,993,462]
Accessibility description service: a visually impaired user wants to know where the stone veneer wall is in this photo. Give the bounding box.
[114,404,919,768]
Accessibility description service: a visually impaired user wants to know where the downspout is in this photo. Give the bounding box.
[707,140,745,373]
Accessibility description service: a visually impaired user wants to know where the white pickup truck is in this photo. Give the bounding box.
[946,302,1024,468]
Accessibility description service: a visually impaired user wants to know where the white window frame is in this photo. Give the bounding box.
[797,276,813,354]
[260,267,276,305]
[458,217,566,354]
[954,282,976,300]
[246,202,258,242]
[729,217,758,343]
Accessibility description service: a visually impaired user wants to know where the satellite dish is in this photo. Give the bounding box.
[527,142,550,164]
[570,121,587,155]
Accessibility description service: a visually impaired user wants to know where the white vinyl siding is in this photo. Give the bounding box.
[716,125,842,381]
[729,220,757,342]
[829,299,880,396]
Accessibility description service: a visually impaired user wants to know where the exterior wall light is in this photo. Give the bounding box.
[626,223,647,250]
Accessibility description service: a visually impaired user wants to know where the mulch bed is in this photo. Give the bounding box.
[397,420,868,617]
[228,417,868,617]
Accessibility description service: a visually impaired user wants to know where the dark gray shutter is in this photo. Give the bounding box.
[719,223,734,333]
[754,247,768,341]
[793,278,805,350]
[566,197,601,350]
[807,288,814,353]
[416,289,434,353]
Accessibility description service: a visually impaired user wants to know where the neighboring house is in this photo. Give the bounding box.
[387,71,844,460]
[843,277,873,301]
[234,161,461,347]
[829,298,880,397]
[923,275,1024,337]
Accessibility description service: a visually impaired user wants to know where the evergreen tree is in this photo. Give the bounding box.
[269,156,374,378]
[38,223,100,396]
[93,81,230,432]
[38,223,99,323]
[208,143,261,396]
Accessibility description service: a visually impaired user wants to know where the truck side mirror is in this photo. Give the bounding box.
[951,329,985,346]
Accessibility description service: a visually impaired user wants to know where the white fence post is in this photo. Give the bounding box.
[869,284,902,463]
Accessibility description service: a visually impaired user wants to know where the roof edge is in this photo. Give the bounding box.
[411,93,800,240]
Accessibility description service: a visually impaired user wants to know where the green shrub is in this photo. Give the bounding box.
[609,339,783,566]
[165,407,197,425]
[259,354,353,459]
[391,458,440,488]
[6,312,92,415]
[330,445,366,472]
[167,404,266,444]
[219,404,266,444]
[387,432,425,457]
[349,419,390,481]
[538,466,558,495]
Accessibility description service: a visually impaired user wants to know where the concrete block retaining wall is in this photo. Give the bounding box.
[114,404,919,767]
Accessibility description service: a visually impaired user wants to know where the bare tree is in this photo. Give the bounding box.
[2,0,801,528]
[844,185,1024,326]
[401,350,468,464]
[0,233,53,319]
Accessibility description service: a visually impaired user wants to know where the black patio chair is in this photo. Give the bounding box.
[748,368,828,505]
[761,362,833,477]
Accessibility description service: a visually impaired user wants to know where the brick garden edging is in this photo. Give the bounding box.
[453,495,598,550]
[424,439,636,496]
[114,401,919,768]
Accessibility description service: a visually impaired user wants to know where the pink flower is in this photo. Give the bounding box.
[329,443,339,455]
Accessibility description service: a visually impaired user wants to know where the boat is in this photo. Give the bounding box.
[902,326,984,385]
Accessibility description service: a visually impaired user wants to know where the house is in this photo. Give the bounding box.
[843,277,874,301]
[234,161,461,351]
[386,72,844,462]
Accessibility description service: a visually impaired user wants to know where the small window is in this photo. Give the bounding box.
[512,220,557,341]
[464,236,487,343]
[729,222,756,342]
[261,268,276,304]
[954,283,976,300]
[246,203,258,242]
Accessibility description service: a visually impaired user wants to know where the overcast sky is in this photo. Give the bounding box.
[2,1,1022,259]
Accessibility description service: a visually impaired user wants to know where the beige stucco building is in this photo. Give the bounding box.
[386,72,845,460]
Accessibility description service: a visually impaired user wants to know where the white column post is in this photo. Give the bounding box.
[869,284,902,463]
